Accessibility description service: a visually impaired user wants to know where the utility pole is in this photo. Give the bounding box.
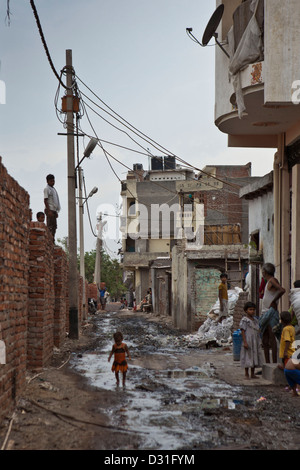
[94,213,106,290]
[66,49,79,339]
[78,167,86,320]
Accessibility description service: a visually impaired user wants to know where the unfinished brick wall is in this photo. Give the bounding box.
[0,158,31,418]
[232,291,249,332]
[0,159,87,420]
[54,246,68,348]
[28,222,55,369]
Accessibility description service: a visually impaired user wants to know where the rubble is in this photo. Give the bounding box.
[183,288,243,348]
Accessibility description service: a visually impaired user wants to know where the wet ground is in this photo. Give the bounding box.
[1,306,300,452]
[71,308,300,451]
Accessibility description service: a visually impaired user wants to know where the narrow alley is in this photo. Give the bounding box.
[1,306,300,452]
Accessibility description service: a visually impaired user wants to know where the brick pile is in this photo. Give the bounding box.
[87,283,98,301]
[0,158,31,417]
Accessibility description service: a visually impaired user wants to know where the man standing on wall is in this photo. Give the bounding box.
[44,174,61,241]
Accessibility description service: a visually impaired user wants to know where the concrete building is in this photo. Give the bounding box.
[240,170,274,308]
[213,0,300,309]
[120,159,254,331]
[120,158,200,305]
[172,163,253,331]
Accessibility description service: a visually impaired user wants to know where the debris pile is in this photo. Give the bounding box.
[183,288,243,348]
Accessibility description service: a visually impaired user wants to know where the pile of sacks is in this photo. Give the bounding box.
[184,287,243,348]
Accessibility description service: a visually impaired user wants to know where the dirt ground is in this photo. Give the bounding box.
[1,306,300,451]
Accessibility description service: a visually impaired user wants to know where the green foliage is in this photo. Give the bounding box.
[83,249,126,299]
[100,251,127,299]
[57,237,126,299]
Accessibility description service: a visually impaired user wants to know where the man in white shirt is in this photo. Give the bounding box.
[44,174,61,241]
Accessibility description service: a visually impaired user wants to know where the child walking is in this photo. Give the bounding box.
[108,331,131,387]
[240,302,262,379]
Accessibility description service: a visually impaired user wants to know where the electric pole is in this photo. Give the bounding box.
[66,49,79,339]
[94,213,106,289]
[78,167,86,320]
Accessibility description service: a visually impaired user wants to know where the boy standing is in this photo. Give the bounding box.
[279,311,295,368]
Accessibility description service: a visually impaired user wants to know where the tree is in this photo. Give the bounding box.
[100,250,126,300]
[83,249,126,300]
[57,237,126,299]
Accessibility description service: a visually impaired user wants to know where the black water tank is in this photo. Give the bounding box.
[164,156,176,170]
[151,156,163,170]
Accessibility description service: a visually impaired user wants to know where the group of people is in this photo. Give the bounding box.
[237,263,300,396]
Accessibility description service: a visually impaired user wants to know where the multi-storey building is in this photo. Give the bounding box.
[213,0,300,308]
[120,158,253,330]
[120,157,199,305]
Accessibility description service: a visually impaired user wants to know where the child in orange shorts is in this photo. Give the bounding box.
[108,331,131,387]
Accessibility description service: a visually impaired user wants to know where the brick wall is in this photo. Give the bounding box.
[0,158,86,420]
[232,291,249,332]
[53,246,68,347]
[0,158,30,418]
[87,283,98,300]
[28,222,55,369]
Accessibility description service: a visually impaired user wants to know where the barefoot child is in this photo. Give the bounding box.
[240,302,262,379]
[108,331,131,386]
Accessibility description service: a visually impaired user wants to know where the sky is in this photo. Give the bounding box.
[0,0,276,257]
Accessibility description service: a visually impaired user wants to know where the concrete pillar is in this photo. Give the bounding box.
[274,135,290,311]
[281,161,290,310]
[273,151,280,274]
[291,163,300,283]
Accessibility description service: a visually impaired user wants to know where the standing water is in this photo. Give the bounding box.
[70,310,249,450]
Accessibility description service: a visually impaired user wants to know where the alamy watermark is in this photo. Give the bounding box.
[96,200,205,247]
[291,340,300,364]
[291,80,300,105]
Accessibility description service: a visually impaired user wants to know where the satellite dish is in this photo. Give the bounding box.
[186,4,229,58]
[202,4,224,46]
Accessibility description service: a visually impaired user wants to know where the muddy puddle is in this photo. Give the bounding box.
[70,311,263,450]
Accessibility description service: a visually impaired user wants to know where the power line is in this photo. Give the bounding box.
[75,74,239,190]
[30,0,73,90]
[74,91,250,217]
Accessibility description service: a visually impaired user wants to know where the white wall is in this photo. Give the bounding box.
[248,190,274,264]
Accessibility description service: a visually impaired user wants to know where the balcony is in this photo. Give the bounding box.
[122,251,170,269]
[215,0,300,147]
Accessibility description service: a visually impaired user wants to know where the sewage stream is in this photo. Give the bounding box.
[70,310,300,450]
[70,310,255,450]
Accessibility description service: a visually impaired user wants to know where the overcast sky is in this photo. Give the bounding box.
[0,0,275,256]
